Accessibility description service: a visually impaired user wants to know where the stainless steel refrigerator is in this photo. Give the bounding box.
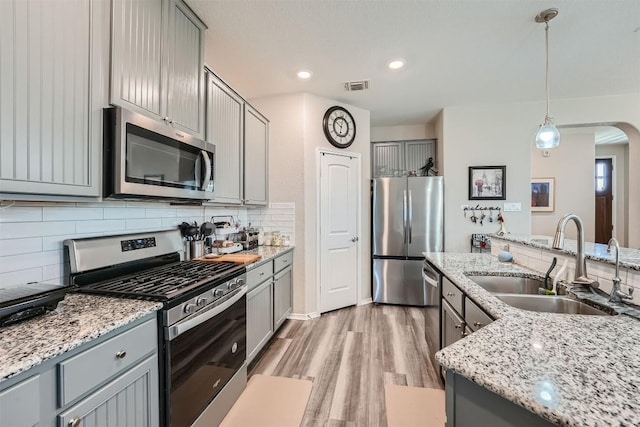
[372,176,444,306]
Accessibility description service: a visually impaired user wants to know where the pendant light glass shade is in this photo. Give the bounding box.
[534,9,560,149]
[535,119,560,149]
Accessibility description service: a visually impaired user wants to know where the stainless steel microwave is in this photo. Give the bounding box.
[103,107,214,202]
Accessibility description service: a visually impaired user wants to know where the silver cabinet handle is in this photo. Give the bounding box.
[473,321,483,327]
[461,331,470,338]
[259,272,265,276]
[446,292,455,297]
[115,351,127,359]
[69,418,81,427]
[454,324,463,329]
[351,237,359,242]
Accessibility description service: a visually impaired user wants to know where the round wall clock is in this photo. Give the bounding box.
[322,106,356,149]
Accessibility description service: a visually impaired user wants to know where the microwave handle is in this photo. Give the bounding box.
[200,150,212,191]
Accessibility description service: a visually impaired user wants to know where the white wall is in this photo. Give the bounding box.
[370,124,434,142]
[440,93,640,252]
[251,93,371,316]
[531,132,595,241]
[595,143,629,246]
[0,201,294,288]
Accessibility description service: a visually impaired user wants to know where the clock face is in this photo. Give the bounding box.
[323,106,356,148]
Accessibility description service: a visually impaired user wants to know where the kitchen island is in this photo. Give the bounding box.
[426,252,640,427]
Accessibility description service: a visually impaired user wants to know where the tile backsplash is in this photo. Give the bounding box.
[0,201,295,288]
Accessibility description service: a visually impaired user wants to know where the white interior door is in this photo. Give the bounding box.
[320,152,359,313]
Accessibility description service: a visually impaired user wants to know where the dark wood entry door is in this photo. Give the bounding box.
[595,158,613,244]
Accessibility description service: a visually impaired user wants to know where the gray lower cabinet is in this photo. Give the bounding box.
[247,279,274,363]
[246,250,294,364]
[58,355,158,427]
[0,0,109,199]
[273,266,293,331]
[445,371,555,427]
[0,315,158,426]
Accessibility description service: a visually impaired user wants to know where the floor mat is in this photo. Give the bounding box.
[385,384,446,427]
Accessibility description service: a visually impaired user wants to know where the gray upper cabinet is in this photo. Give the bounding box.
[111,0,206,138]
[371,139,436,178]
[0,0,109,198]
[244,104,269,206]
[206,70,244,205]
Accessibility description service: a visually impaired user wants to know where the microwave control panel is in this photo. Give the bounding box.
[121,237,157,252]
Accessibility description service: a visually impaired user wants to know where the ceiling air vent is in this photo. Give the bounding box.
[344,80,370,92]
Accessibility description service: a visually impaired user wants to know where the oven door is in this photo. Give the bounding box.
[166,289,246,427]
[106,107,215,201]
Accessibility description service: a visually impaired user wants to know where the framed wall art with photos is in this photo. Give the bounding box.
[468,166,506,200]
[531,178,555,212]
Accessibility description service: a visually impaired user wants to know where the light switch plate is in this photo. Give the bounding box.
[503,202,521,212]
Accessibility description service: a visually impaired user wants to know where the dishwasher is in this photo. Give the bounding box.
[422,260,441,376]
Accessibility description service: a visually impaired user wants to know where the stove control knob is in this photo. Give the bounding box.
[236,278,245,287]
[196,297,208,307]
[183,303,196,314]
[213,288,225,297]
[227,280,236,290]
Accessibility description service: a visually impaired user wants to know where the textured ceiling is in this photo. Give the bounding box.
[187,0,640,127]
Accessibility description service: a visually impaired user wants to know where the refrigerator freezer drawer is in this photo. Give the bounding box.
[372,258,434,306]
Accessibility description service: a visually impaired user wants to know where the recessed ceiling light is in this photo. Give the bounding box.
[297,70,313,80]
[388,59,405,70]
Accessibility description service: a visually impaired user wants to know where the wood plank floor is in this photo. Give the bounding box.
[248,304,442,426]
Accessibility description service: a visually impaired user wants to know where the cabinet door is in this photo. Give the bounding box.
[247,280,273,364]
[0,0,107,197]
[0,375,40,427]
[404,140,436,176]
[441,299,465,349]
[273,267,292,331]
[110,0,165,120]
[58,355,159,427]
[371,142,402,177]
[206,71,243,204]
[166,0,206,138]
[243,104,269,206]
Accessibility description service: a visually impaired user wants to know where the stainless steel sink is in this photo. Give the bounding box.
[495,294,611,315]
[466,275,544,295]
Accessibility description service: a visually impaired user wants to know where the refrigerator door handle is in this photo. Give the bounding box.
[403,190,407,244]
[408,190,413,244]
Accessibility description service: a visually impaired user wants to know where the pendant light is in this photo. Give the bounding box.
[534,8,560,149]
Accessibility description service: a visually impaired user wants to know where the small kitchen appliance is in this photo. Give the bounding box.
[64,230,247,427]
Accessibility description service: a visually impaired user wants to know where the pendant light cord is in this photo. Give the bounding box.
[544,21,551,121]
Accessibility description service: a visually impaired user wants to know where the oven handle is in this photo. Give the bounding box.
[168,287,246,341]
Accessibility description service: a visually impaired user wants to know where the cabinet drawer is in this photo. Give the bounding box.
[465,297,493,332]
[58,319,157,406]
[247,261,274,291]
[274,251,293,273]
[442,277,463,315]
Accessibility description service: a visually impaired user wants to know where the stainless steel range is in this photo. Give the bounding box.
[65,230,248,427]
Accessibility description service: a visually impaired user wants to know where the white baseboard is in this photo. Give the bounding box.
[288,312,320,321]
[357,298,373,306]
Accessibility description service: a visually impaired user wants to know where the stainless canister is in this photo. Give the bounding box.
[190,241,205,260]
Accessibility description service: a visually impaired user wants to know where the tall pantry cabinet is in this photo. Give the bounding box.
[0,0,109,198]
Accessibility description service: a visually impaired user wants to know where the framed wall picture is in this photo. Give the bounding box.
[531,178,555,212]
[469,166,506,200]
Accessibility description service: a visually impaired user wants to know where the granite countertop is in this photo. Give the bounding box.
[426,252,640,427]
[491,233,640,271]
[240,245,294,269]
[0,294,162,383]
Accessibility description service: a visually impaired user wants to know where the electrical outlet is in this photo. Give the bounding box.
[503,202,521,212]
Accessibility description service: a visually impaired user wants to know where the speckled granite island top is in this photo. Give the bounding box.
[0,294,162,382]
[425,252,640,427]
[491,233,640,271]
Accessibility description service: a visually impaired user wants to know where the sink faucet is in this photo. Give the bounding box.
[607,237,634,303]
[552,213,599,287]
